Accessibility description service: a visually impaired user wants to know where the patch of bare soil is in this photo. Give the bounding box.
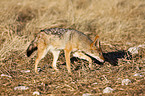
[0,47,144,95]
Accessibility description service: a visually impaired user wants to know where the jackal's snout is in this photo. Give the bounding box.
[99,53,105,62]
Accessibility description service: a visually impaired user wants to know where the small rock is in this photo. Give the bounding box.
[103,87,114,93]
[117,78,122,80]
[82,93,91,96]
[14,86,29,90]
[21,70,30,73]
[1,74,12,78]
[138,44,145,48]
[92,82,98,85]
[128,47,139,55]
[126,42,132,45]
[122,79,131,85]
[37,68,41,72]
[33,91,40,95]
[133,73,143,77]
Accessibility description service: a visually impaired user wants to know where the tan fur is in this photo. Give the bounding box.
[26,28,104,74]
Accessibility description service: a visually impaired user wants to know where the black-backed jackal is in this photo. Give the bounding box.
[26,28,104,74]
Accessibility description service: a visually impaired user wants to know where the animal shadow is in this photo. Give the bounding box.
[102,50,132,66]
[63,50,131,71]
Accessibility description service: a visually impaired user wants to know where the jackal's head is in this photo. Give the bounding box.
[90,35,105,62]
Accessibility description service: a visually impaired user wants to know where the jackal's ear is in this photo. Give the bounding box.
[90,35,99,48]
[95,39,100,48]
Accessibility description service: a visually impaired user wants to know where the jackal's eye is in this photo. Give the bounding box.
[98,48,101,51]
[94,47,97,50]
[99,52,102,56]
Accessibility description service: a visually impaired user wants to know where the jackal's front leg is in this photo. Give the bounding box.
[64,49,71,73]
[73,51,93,69]
[51,50,60,72]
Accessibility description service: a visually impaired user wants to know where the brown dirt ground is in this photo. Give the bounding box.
[0,0,145,95]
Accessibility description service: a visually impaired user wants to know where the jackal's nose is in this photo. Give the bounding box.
[100,55,105,63]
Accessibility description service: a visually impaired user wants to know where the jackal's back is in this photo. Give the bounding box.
[40,28,70,37]
[41,28,93,49]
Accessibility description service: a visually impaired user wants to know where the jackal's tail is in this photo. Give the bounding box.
[26,37,38,57]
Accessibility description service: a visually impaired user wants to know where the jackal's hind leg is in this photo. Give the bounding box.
[73,51,93,69]
[34,41,48,74]
[51,50,60,72]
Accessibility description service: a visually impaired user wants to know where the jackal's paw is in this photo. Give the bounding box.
[53,67,59,72]
[35,68,41,74]
[35,70,39,74]
[89,65,93,70]
[68,70,72,74]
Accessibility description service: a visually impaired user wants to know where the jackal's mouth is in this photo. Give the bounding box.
[97,57,105,62]
[88,53,105,63]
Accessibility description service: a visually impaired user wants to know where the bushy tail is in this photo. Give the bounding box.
[26,37,38,57]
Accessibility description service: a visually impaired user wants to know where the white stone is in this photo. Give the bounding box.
[133,73,143,77]
[128,47,139,55]
[122,79,131,85]
[138,44,145,48]
[82,93,91,96]
[92,82,98,85]
[21,70,30,73]
[103,87,114,93]
[14,86,29,90]
[37,68,41,72]
[1,74,12,78]
[33,91,40,95]
[126,42,132,45]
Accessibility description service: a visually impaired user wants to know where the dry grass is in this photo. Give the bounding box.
[0,0,145,95]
